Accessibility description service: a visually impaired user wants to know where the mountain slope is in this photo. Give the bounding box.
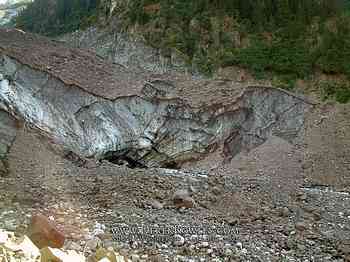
[0,0,29,26]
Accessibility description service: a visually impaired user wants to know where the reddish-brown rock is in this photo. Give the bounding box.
[26,214,65,249]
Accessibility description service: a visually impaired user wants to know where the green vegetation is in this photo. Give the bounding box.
[222,36,312,80]
[14,0,99,36]
[12,0,350,102]
[320,81,350,103]
[118,0,350,97]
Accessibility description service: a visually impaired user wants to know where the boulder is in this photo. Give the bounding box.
[173,189,190,200]
[173,189,196,208]
[26,214,65,249]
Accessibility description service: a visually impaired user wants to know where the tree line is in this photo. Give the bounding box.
[12,0,350,102]
[15,0,99,36]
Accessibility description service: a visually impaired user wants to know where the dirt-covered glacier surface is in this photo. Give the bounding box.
[1,29,350,262]
[0,51,311,168]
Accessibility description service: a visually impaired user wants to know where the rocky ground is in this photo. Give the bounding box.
[0,28,349,262]
[0,98,349,261]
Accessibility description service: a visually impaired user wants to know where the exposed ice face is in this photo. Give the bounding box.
[0,55,310,167]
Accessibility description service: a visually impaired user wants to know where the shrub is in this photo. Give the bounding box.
[269,38,312,78]
[320,81,350,103]
[314,16,350,77]
[225,34,312,82]
[15,0,99,36]
[228,36,271,78]
[272,75,297,91]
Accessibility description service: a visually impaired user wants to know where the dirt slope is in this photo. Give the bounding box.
[0,28,349,261]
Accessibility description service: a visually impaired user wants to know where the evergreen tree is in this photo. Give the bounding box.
[15,0,99,36]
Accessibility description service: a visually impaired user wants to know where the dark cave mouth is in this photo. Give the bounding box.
[104,154,147,169]
[103,151,181,170]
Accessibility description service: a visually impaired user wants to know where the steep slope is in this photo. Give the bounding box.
[1,27,350,262]
[0,29,312,169]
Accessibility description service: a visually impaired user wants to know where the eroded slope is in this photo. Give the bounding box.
[0,29,312,168]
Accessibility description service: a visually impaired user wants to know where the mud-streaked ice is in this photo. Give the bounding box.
[0,55,310,167]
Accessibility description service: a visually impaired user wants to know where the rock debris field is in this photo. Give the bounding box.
[0,29,349,261]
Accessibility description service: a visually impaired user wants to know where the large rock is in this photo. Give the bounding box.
[0,29,312,168]
[26,214,65,249]
[173,189,196,208]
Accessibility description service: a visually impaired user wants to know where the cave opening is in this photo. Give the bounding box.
[104,154,147,169]
[103,151,181,170]
[161,161,181,170]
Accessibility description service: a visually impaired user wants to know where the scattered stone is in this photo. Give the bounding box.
[223,248,233,257]
[299,194,307,201]
[313,212,322,221]
[66,240,82,251]
[86,237,102,251]
[295,222,308,232]
[131,241,139,249]
[189,185,198,194]
[200,242,209,248]
[226,218,239,226]
[302,161,313,170]
[150,200,163,210]
[160,244,168,249]
[92,222,106,236]
[287,237,295,249]
[189,235,198,244]
[297,243,306,251]
[278,207,290,217]
[178,207,187,213]
[173,234,185,246]
[56,217,65,224]
[338,240,350,255]
[26,214,65,248]
[211,187,222,195]
[4,220,16,231]
[131,254,140,261]
[173,189,190,200]
[173,190,196,208]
